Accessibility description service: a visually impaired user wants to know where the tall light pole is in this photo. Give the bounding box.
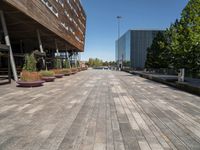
[117,16,122,70]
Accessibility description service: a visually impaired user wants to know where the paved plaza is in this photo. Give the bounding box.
[0,70,200,150]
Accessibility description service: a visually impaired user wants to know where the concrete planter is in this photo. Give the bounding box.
[16,80,44,87]
[64,73,71,76]
[41,77,56,82]
[55,74,64,78]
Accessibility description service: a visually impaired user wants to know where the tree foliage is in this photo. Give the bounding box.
[173,0,200,73]
[87,58,116,67]
[87,58,103,67]
[145,0,200,76]
[145,32,169,68]
[23,53,37,72]
[63,59,70,68]
[54,58,62,69]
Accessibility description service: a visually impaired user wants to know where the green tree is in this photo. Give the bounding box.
[146,0,200,77]
[88,58,94,67]
[87,58,103,67]
[54,58,62,69]
[63,59,70,68]
[23,53,37,72]
[145,32,169,68]
[164,20,180,68]
[169,0,200,75]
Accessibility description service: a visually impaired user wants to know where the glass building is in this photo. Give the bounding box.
[116,29,164,69]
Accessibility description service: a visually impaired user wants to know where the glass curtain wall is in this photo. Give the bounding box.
[116,30,131,69]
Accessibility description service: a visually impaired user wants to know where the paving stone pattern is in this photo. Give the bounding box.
[0,70,200,150]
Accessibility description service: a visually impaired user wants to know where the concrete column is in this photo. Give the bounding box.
[37,29,44,53]
[37,29,45,69]
[66,51,71,68]
[0,10,18,81]
[55,40,59,54]
[55,40,61,68]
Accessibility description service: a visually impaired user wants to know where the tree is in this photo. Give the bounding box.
[145,32,169,68]
[23,53,37,72]
[179,0,200,75]
[165,19,181,69]
[145,0,200,77]
[63,59,70,68]
[87,58,103,67]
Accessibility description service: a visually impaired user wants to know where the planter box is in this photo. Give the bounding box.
[64,73,71,76]
[71,71,77,74]
[41,77,56,82]
[55,74,64,78]
[16,80,44,87]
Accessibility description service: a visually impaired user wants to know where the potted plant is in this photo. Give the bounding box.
[62,59,71,76]
[77,61,81,72]
[52,58,64,78]
[71,67,78,74]
[51,69,64,78]
[61,69,71,76]
[39,70,55,82]
[16,53,44,87]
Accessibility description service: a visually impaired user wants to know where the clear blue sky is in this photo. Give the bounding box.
[80,0,189,61]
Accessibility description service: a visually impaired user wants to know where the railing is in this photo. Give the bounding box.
[144,68,178,75]
[0,44,11,84]
[145,68,200,79]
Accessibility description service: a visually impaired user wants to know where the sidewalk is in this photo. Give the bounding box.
[127,70,200,96]
[0,70,200,150]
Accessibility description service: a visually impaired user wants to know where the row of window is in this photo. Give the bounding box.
[64,9,85,35]
[75,35,84,44]
[66,0,86,26]
[58,0,85,43]
[73,0,86,21]
[56,0,64,7]
[78,18,85,29]
[61,22,83,44]
[61,22,75,35]
[41,0,58,17]
[40,0,85,44]
[64,11,83,34]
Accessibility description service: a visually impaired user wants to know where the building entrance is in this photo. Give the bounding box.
[0,44,11,84]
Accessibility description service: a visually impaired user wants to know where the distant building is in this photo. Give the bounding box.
[116,29,164,69]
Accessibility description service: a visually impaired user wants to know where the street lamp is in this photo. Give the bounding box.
[117,16,122,70]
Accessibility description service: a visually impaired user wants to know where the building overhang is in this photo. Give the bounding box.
[0,1,85,52]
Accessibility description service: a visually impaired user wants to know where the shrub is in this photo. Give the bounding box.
[54,58,62,69]
[20,71,40,81]
[23,53,37,72]
[77,61,80,67]
[63,60,70,68]
[51,69,63,74]
[39,70,55,77]
[71,68,77,72]
[61,69,71,74]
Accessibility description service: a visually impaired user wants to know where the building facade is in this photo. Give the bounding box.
[0,0,86,80]
[116,29,163,69]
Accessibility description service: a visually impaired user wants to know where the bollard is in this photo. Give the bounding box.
[178,68,185,82]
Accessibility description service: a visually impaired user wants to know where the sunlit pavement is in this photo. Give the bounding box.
[0,70,200,150]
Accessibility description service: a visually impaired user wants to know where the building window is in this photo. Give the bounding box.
[41,0,58,17]
[61,22,69,31]
[58,0,64,7]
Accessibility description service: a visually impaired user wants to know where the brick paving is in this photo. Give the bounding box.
[0,70,200,150]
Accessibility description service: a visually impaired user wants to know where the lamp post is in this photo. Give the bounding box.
[117,16,122,70]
